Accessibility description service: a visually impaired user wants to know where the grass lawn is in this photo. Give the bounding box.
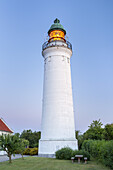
[0,156,111,170]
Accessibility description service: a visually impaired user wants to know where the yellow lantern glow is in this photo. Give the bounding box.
[49,30,65,42]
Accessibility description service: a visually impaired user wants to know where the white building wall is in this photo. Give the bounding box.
[0,131,12,136]
[39,45,78,156]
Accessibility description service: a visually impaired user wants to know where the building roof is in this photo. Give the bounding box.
[0,118,13,133]
[48,18,66,35]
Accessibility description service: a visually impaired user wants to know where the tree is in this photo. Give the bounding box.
[75,130,84,149]
[83,119,104,140]
[17,139,29,159]
[102,123,113,140]
[20,129,41,148]
[0,134,19,163]
[15,133,20,138]
[75,130,80,140]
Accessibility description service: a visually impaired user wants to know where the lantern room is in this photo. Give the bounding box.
[48,18,66,42]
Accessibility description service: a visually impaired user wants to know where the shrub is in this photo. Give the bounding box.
[82,140,113,169]
[72,150,90,161]
[82,140,94,154]
[82,140,105,159]
[55,147,90,161]
[55,147,73,160]
[100,140,113,169]
[30,148,38,155]
[23,148,38,155]
[23,148,31,155]
[15,150,20,154]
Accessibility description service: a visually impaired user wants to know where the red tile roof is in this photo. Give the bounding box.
[0,118,13,133]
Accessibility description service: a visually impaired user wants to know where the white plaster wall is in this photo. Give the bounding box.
[39,139,78,155]
[0,131,12,135]
[41,46,75,139]
[0,151,7,155]
[39,44,78,155]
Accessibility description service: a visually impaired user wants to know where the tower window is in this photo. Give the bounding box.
[67,58,69,63]
[62,56,65,61]
[48,56,51,62]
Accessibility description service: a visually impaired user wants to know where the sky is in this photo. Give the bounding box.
[0,0,113,134]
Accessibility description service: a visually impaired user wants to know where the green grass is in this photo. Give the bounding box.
[0,157,111,170]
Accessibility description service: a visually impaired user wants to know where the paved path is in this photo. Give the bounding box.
[0,154,29,162]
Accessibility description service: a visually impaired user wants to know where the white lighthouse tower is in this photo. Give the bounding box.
[39,19,78,157]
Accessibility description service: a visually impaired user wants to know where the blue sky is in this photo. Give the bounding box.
[0,0,113,133]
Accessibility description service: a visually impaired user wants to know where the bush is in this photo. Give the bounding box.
[55,147,90,161]
[82,140,105,159]
[30,148,38,155]
[23,148,31,155]
[15,150,20,154]
[23,148,38,155]
[100,140,113,169]
[81,140,94,154]
[82,140,113,169]
[72,150,90,161]
[55,147,73,160]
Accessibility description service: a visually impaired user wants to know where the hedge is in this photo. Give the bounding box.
[82,140,113,169]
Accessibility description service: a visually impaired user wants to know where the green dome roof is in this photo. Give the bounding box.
[48,18,66,35]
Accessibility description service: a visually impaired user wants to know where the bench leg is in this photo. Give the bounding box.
[85,160,87,164]
[78,158,80,163]
[72,159,74,163]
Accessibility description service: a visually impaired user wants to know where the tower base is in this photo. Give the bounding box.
[38,139,78,157]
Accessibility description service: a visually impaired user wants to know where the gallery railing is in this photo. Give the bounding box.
[42,40,72,51]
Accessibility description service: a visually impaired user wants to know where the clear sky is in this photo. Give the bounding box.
[0,0,113,134]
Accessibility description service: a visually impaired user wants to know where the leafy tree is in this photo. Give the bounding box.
[102,123,113,140]
[75,120,113,149]
[75,130,84,149]
[75,130,80,140]
[83,119,104,140]
[15,133,20,138]
[16,139,29,159]
[0,134,19,163]
[20,129,41,148]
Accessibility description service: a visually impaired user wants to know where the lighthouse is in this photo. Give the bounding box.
[39,19,78,157]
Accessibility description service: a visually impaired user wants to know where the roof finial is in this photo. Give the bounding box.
[54,18,60,23]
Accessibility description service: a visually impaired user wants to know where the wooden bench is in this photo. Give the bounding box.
[84,157,87,164]
[75,155,83,163]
